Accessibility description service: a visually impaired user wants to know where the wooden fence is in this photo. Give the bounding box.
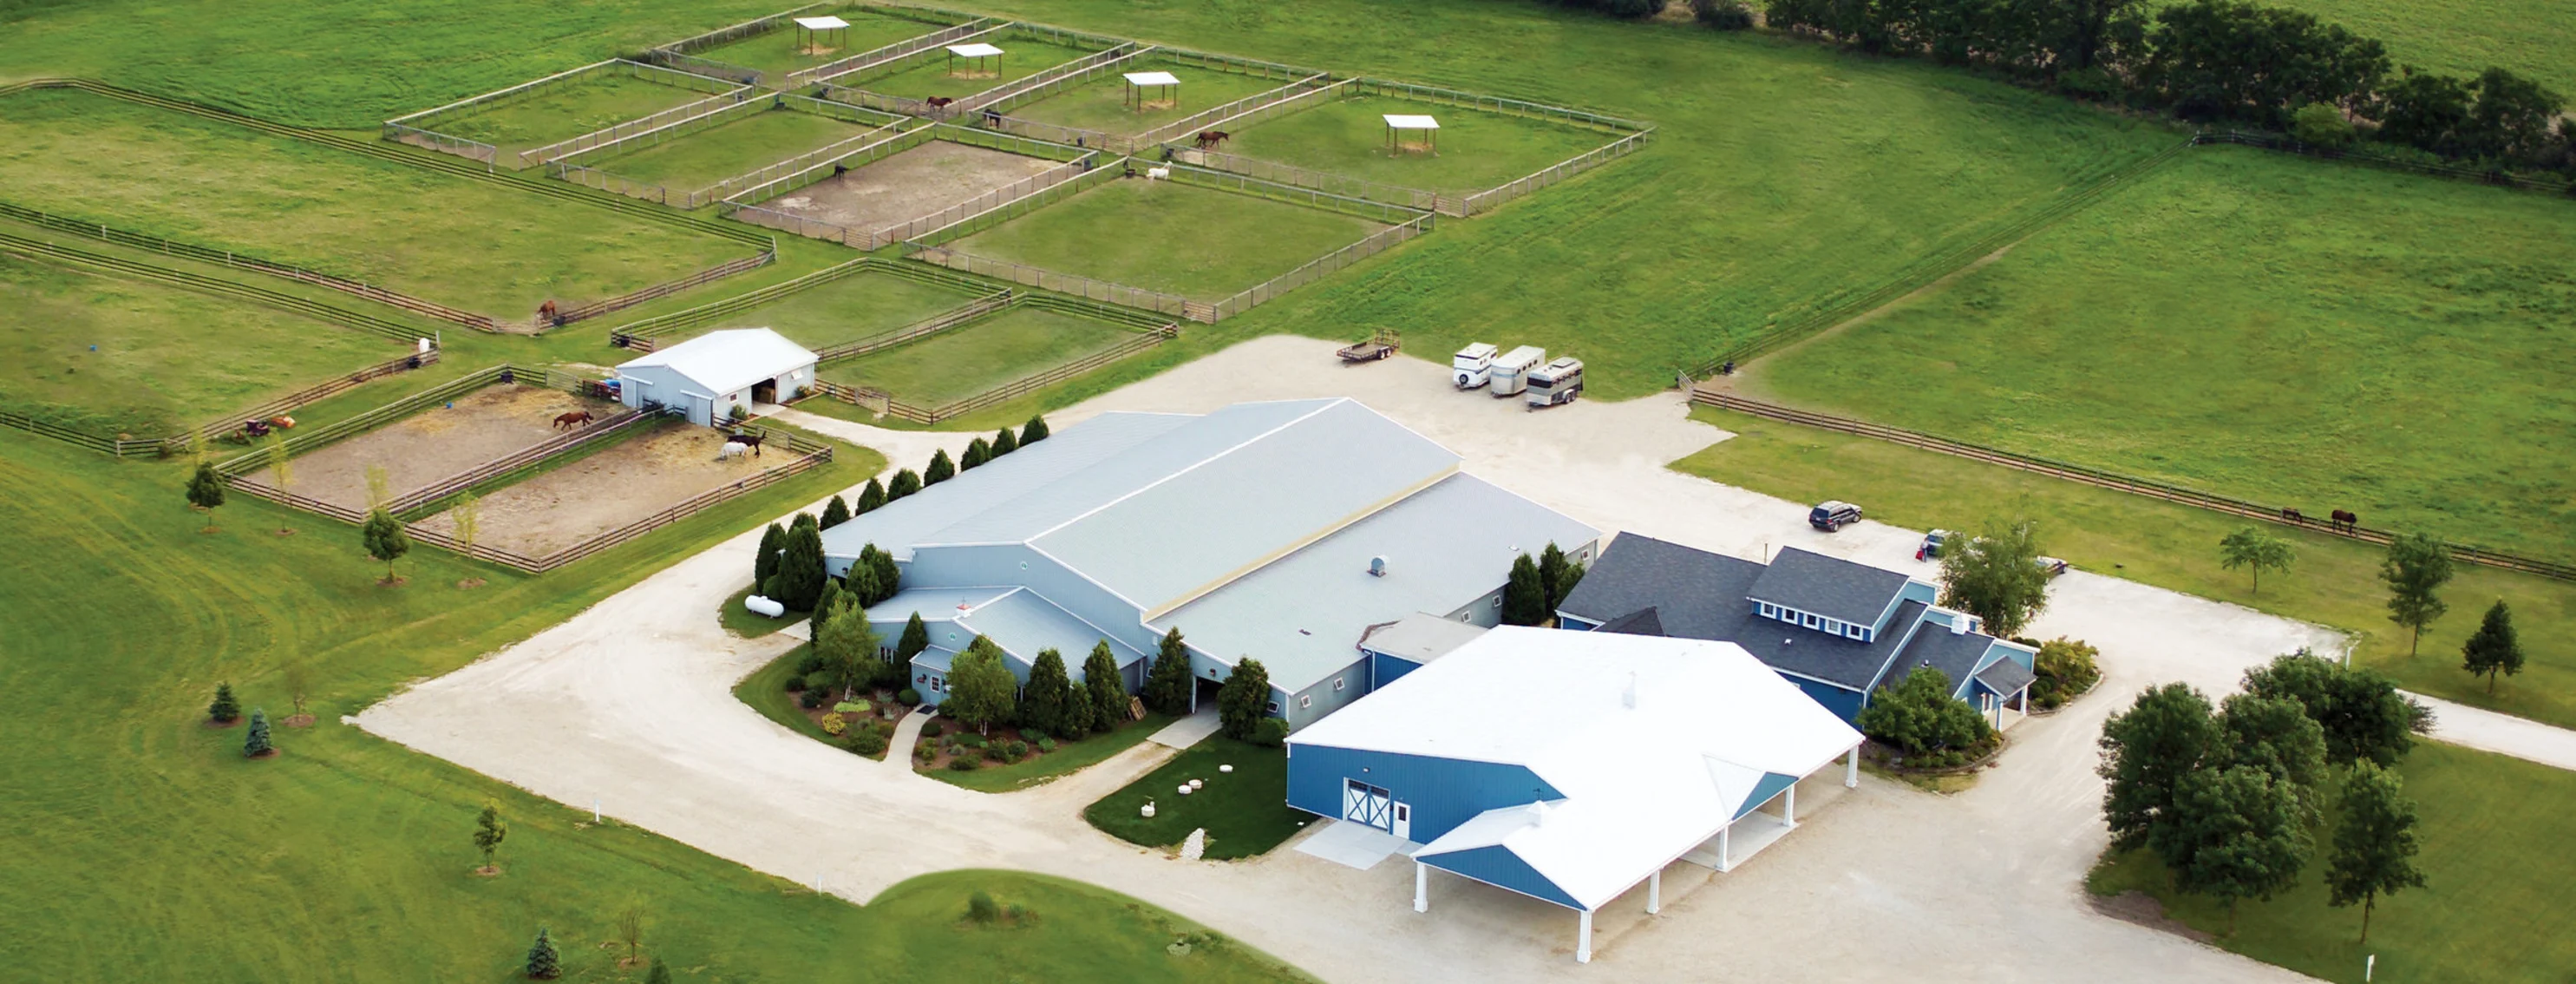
[1209,213,1429,319]
[0,340,437,459]
[549,247,775,326]
[962,43,1147,116]
[382,60,743,170]
[824,322,1176,423]
[812,290,1012,361]
[1689,390,2576,583]
[382,406,655,517]
[787,16,1002,89]
[520,85,759,169]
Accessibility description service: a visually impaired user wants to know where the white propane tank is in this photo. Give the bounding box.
[744,594,786,618]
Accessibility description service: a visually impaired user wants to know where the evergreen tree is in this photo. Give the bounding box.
[525,928,561,980]
[1501,554,1547,626]
[944,637,1017,734]
[855,477,886,515]
[474,798,508,871]
[208,682,242,723]
[1554,560,1586,613]
[811,581,844,633]
[1083,640,1128,732]
[2381,534,2454,655]
[2459,600,2525,695]
[2097,683,2220,851]
[773,515,827,610]
[961,437,991,470]
[645,958,672,984]
[1061,674,1097,737]
[1217,658,1272,740]
[897,612,931,661]
[870,546,900,604]
[2154,765,2312,935]
[1022,648,1070,734]
[843,559,880,612]
[820,495,851,529]
[1537,543,1569,611]
[242,709,273,758]
[2325,761,2428,944]
[992,426,1018,456]
[1143,628,1195,716]
[886,469,922,501]
[924,449,956,486]
[1019,415,1049,445]
[755,522,787,586]
[185,460,226,528]
[362,508,409,583]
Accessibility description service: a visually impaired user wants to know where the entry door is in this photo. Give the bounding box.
[1343,779,1391,830]
[1391,803,1411,840]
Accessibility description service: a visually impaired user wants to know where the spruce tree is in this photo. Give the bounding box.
[208,682,242,724]
[855,478,886,514]
[242,709,273,758]
[1022,648,1070,735]
[821,495,851,529]
[992,426,1017,456]
[755,522,786,586]
[897,613,931,660]
[645,958,672,984]
[1502,554,1547,626]
[924,449,955,485]
[525,928,561,979]
[1019,415,1049,445]
[2459,600,2524,695]
[870,546,901,604]
[1217,658,1272,739]
[1538,543,1569,611]
[811,581,844,633]
[774,515,827,610]
[887,469,921,501]
[1083,640,1128,732]
[961,437,991,470]
[1144,628,1195,715]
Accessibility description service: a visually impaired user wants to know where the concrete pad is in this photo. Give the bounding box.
[1148,709,1221,749]
[1297,819,1411,870]
[778,618,812,641]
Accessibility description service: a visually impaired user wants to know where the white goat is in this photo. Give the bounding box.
[716,441,753,462]
[1146,166,1171,180]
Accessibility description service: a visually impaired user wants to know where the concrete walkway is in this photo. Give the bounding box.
[2408,692,2576,772]
[1148,708,1222,749]
[881,707,934,773]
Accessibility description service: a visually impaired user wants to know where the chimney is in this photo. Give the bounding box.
[1950,611,1969,635]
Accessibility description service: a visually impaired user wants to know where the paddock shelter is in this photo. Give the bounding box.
[615,327,817,426]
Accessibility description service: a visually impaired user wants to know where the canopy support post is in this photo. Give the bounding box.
[1413,859,1428,913]
[1575,909,1593,964]
[1647,869,1661,915]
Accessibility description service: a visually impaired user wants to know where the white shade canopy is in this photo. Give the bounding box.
[948,43,1005,57]
[1383,114,1441,130]
[792,15,850,30]
[1123,70,1181,87]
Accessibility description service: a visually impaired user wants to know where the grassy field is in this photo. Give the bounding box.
[0,253,405,437]
[591,105,877,189]
[677,269,991,351]
[695,10,952,77]
[1226,95,1616,194]
[435,70,712,162]
[951,180,1387,300]
[2088,741,2576,984]
[1083,736,1305,860]
[719,585,794,637]
[2277,0,2576,98]
[857,37,1099,101]
[1673,405,2576,728]
[819,305,1145,403]
[923,713,1179,793]
[1740,147,2576,562]
[1009,63,1289,135]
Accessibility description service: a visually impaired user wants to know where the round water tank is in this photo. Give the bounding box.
[744,594,786,618]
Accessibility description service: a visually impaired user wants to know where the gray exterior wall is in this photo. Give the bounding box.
[1280,653,1371,730]
[904,544,1167,659]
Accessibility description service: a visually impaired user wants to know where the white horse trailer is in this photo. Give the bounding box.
[1488,345,1545,397]
[1526,357,1584,409]
[1452,343,1499,390]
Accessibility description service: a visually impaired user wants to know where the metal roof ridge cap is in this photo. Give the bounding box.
[1021,398,1349,546]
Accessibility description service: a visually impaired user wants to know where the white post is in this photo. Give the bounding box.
[1414,860,1429,913]
[1845,745,1860,788]
[1575,909,1593,964]
[1783,784,1798,829]
[1647,869,1661,915]
[1718,823,1732,873]
[592,797,601,823]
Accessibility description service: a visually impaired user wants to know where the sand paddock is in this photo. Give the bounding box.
[412,423,795,557]
[245,384,610,511]
[755,141,1062,235]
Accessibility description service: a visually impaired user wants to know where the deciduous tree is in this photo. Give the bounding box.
[1218,658,1272,739]
[2216,693,2328,823]
[615,904,644,967]
[474,798,508,873]
[2218,526,2295,595]
[2459,600,2524,694]
[944,637,1017,734]
[814,594,880,700]
[2242,652,2429,766]
[1857,667,1991,756]
[2154,764,2312,935]
[2325,760,2427,944]
[1022,648,1071,735]
[2381,534,2454,655]
[2098,683,2220,851]
[1143,628,1195,716]
[452,491,482,555]
[1938,519,2052,639]
[185,461,226,530]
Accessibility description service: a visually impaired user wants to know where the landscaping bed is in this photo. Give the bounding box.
[1083,735,1304,860]
[733,642,902,759]
[912,712,1174,793]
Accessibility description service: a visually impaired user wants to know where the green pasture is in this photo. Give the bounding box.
[2278,0,2576,98]
[1225,95,1614,194]
[662,269,989,351]
[855,37,1099,101]
[950,179,1388,300]
[435,69,712,162]
[1674,405,2576,729]
[818,305,1141,403]
[591,105,877,189]
[2088,741,2576,984]
[1083,736,1306,860]
[695,10,951,77]
[1008,63,1290,136]
[1740,146,2576,562]
[0,89,749,317]
[0,253,405,438]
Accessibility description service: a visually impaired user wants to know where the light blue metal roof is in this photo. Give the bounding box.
[955,587,1153,672]
[911,646,958,672]
[820,410,1195,567]
[867,586,1015,623]
[1152,474,1601,693]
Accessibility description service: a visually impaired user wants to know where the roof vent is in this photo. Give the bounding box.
[1368,555,1388,577]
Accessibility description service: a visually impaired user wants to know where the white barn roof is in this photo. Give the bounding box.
[1290,627,1861,911]
[616,328,815,397]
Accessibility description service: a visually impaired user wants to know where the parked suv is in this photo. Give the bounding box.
[1808,501,1863,532]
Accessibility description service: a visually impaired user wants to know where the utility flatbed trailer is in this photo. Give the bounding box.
[1337,329,1401,363]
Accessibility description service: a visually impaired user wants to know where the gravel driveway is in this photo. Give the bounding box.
[362,338,2359,981]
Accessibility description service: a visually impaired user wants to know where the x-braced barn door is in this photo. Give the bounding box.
[1343,778,1391,830]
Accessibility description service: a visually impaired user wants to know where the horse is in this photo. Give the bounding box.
[537,299,560,327]
[1145,166,1171,180]
[716,442,752,462]
[2281,507,2304,524]
[2331,508,2358,533]
[925,95,956,110]
[983,108,1003,128]
[1193,130,1230,150]
[552,410,594,430]
[725,432,765,458]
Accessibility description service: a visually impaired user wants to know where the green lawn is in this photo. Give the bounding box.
[592,106,875,189]
[951,180,1387,300]
[1009,63,1289,136]
[1741,146,2576,563]
[677,269,992,351]
[1083,736,1305,860]
[1226,95,1616,194]
[0,88,750,316]
[0,253,406,437]
[1672,405,2576,729]
[696,10,952,77]
[923,713,1179,793]
[819,305,1143,403]
[2087,741,2576,984]
[719,584,794,638]
[2276,0,2576,98]
[856,38,1100,101]
[435,70,712,162]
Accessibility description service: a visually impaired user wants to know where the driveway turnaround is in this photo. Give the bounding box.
[364,338,2347,981]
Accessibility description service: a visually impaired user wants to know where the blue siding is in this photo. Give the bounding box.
[1423,844,1582,910]
[1285,745,1562,844]
[1557,613,1603,631]
[1782,672,1865,723]
[1731,771,1801,820]
[1899,580,1939,607]
[1370,652,1423,690]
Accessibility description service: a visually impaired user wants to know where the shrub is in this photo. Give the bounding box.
[921,720,942,738]
[947,756,980,771]
[802,670,836,692]
[799,687,831,710]
[2292,102,2357,147]
[955,733,985,749]
[781,672,804,693]
[2056,67,2119,101]
[1690,0,1754,29]
[819,712,847,736]
[1857,667,1995,755]
[1020,728,1048,744]
[1005,739,1028,758]
[1035,738,1057,753]
[983,745,1010,763]
[1254,718,1291,748]
[796,647,826,674]
[966,891,999,923]
[914,744,935,763]
[2032,638,2103,709]
[846,729,889,757]
[874,720,896,738]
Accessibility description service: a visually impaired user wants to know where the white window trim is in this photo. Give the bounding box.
[1332,678,1346,692]
[1298,695,1312,709]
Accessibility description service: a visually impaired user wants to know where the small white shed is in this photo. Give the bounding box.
[615,328,818,426]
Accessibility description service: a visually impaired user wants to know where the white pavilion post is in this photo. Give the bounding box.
[1717,824,1732,873]
[1575,909,1593,964]
[1647,869,1662,915]
[1845,745,1860,788]
[1413,860,1428,913]
[1784,784,1799,829]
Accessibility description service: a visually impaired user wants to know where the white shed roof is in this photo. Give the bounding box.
[1123,70,1180,87]
[793,15,850,30]
[1290,627,1861,911]
[616,328,815,397]
[1383,114,1440,130]
[948,43,1004,57]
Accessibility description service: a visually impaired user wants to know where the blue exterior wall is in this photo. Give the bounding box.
[1422,844,1582,910]
[1285,745,1562,844]
[1781,673,1866,724]
[1732,771,1801,820]
[1370,651,1423,690]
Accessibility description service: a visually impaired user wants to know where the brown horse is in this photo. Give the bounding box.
[552,410,595,430]
[2330,508,2358,534]
[1194,130,1231,150]
[2280,507,2304,524]
[925,95,957,109]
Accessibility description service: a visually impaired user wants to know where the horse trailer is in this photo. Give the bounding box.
[1525,357,1584,409]
[1488,345,1546,397]
[1452,343,1499,390]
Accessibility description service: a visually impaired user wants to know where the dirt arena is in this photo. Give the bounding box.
[245,384,609,511]
[758,141,1062,234]
[410,423,794,558]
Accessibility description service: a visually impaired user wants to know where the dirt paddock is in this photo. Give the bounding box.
[245,384,611,511]
[411,423,794,557]
[759,141,1061,234]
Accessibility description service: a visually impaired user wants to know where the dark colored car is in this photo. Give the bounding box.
[1809,501,1863,532]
